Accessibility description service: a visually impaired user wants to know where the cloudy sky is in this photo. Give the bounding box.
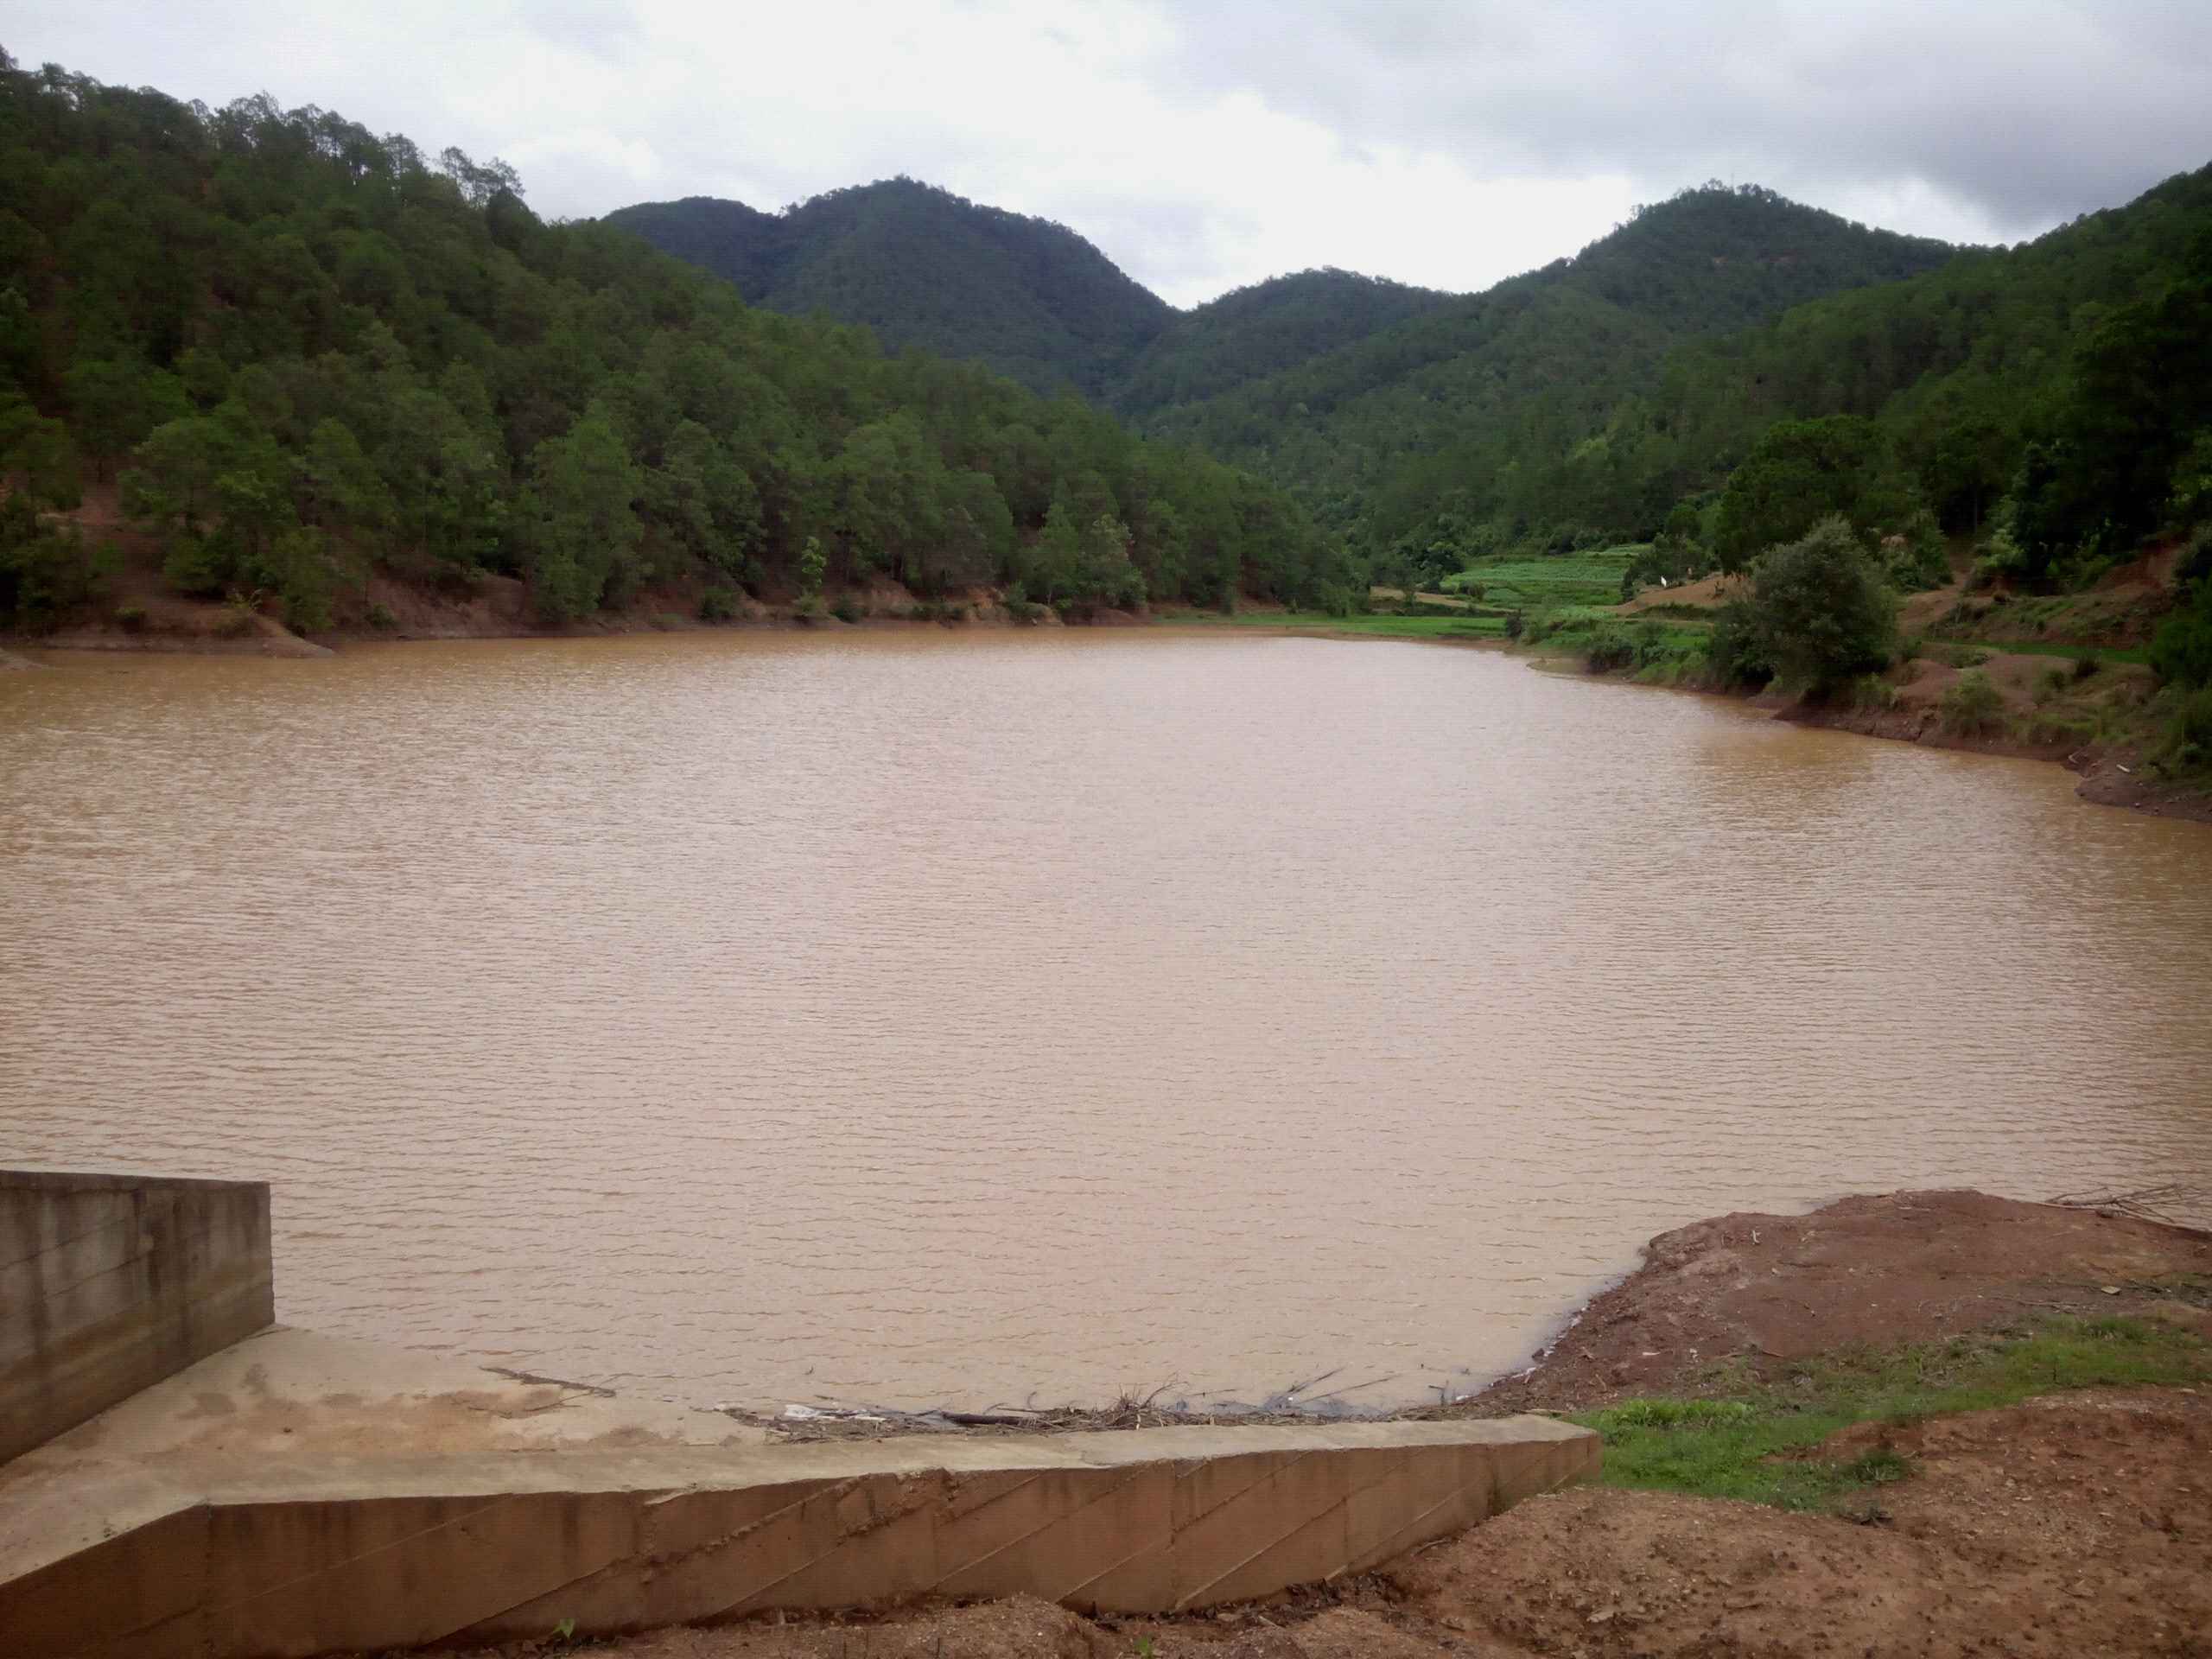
[12,1,2212,307]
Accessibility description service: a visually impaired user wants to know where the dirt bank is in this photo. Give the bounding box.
[1454,1189,2212,1415]
[397,1191,2211,1659]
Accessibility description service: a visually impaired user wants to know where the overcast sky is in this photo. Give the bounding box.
[12,1,2212,307]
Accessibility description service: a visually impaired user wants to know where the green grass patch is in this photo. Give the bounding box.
[1926,636,2150,664]
[1441,546,1644,609]
[1571,1317,2207,1513]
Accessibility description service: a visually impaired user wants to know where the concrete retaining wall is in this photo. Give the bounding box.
[0,1417,1598,1657]
[0,1169,274,1465]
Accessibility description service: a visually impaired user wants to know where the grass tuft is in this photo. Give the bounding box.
[1570,1318,2207,1513]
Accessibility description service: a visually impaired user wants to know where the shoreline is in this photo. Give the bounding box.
[15,607,2209,821]
[717,1186,2212,1443]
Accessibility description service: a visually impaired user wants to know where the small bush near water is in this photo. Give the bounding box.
[2157,686,2212,772]
[1940,668,2006,735]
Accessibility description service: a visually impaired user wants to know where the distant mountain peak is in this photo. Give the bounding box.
[605,180,1170,397]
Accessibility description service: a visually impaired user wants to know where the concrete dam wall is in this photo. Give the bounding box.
[0,1169,274,1465]
[0,1171,1599,1656]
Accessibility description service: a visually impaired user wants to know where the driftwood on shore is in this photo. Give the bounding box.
[2046,1183,2199,1226]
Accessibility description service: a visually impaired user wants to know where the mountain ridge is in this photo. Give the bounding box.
[604,179,1174,399]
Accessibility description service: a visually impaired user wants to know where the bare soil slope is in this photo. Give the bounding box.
[1458,1190,2212,1414]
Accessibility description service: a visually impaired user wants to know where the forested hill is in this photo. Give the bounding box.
[1130,185,1960,552]
[0,54,1357,636]
[603,181,1175,400]
[1109,270,1457,418]
[1274,164,2212,579]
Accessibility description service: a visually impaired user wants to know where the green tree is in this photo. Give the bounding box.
[63,357,188,477]
[0,493,95,627]
[830,412,943,587]
[1713,416,1888,571]
[299,419,392,534]
[518,404,640,621]
[0,396,83,507]
[648,418,763,578]
[122,414,238,534]
[2151,582,2212,690]
[2012,270,2212,580]
[1745,517,1897,690]
[375,384,505,569]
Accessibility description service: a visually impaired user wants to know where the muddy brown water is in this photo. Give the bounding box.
[4,630,2210,1412]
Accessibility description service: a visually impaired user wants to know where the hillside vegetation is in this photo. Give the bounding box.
[1132,185,1959,559]
[1108,268,1457,415]
[0,55,1352,639]
[605,181,1173,401]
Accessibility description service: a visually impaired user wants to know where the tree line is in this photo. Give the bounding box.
[0,53,1354,633]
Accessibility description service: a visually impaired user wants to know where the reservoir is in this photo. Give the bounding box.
[4,629,2209,1410]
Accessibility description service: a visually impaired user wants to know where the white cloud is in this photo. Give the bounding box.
[9,0,2210,307]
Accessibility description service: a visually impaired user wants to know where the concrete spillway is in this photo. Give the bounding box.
[0,1172,1599,1657]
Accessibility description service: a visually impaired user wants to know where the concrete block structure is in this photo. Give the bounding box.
[3,1417,1597,1656]
[0,1170,274,1464]
[0,1173,1599,1656]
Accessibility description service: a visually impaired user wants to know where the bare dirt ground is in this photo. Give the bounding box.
[1451,1190,2212,1415]
[404,1193,2212,1659]
[425,1389,2212,1659]
[1618,570,1742,612]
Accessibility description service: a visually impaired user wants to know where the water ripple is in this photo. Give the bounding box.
[3,632,2209,1410]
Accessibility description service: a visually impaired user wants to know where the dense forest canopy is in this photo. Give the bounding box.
[604,181,1176,401]
[0,53,1355,632]
[1128,185,1963,566]
[1125,169,2212,595]
[610,186,1475,416]
[1106,269,1457,419]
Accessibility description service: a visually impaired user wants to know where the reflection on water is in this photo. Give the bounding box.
[3,631,2209,1409]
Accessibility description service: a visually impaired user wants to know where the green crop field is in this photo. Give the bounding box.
[1440,545,1646,609]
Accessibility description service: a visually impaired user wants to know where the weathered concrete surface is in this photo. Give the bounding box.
[1,1169,274,1465]
[0,1325,771,1633]
[0,1366,1595,1658]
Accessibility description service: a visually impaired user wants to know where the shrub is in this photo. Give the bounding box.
[2072,652,2101,681]
[697,585,740,622]
[829,592,863,624]
[1849,674,1902,712]
[2177,527,2212,591]
[2157,687,2212,771]
[0,499,97,628]
[1967,527,2024,591]
[1706,598,1774,689]
[1941,669,2005,735]
[1880,513,1950,592]
[1581,621,1643,673]
[161,533,230,598]
[214,588,261,638]
[1745,517,1897,692]
[113,602,147,632]
[366,601,398,630]
[2149,584,2212,688]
